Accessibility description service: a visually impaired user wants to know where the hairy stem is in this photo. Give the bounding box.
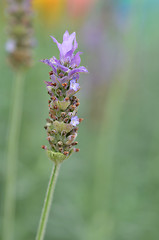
[3,72,25,240]
[36,163,60,240]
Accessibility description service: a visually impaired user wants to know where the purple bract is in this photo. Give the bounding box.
[41,30,88,86]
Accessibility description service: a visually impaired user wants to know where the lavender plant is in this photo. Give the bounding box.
[6,0,34,69]
[36,31,88,240]
[3,1,34,240]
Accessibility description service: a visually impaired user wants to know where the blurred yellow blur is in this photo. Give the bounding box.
[32,0,66,24]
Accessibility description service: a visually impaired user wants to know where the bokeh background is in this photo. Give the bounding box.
[1,0,159,239]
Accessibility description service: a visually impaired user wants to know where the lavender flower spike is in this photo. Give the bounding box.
[6,0,34,69]
[36,31,88,240]
[41,31,88,162]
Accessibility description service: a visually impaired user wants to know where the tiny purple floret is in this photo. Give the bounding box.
[70,116,79,126]
[6,39,16,53]
[70,79,80,92]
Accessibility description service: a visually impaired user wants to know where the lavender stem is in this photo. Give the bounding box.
[3,71,25,240]
[36,163,60,240]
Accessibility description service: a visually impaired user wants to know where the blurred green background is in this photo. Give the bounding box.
[1,0,159,239]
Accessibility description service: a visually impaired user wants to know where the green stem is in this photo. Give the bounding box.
[3,72,25,240]
[36,163,60,240]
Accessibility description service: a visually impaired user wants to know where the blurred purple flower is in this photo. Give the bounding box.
[5,39,16,53]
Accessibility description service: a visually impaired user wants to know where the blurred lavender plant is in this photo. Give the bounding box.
[3,1,34,240]
[80,1,126,125]
[6,0,34,69]
[36,31,88,240]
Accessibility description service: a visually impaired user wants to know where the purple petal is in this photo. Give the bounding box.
[52,56,60,64]
[66,78,80,96]
[63,30,69,41]
[79,66,88,72]
[50,57,68,72]
[61,42,72,57]
[40,59,57,73]
[55,76,69,84]
[71,52,82,67]
[60,76,69,84]
[65,49,74,59]
[50,36,63,57]
[73,36,78,51]
[69,32,76,44]
[74,73,80,81]
[61,32,76,57]
[50,74,58,84]
[56,63,69,72]
[68,66,88,77]
[50,36,61,50]
[44,81,52,86]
